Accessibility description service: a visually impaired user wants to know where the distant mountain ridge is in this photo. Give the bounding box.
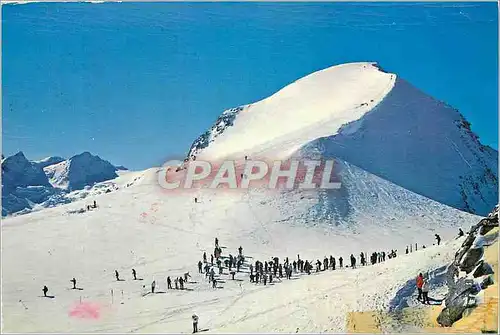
[1,151,125,216]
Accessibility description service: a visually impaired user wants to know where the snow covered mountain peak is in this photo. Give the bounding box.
[45,151,118,191]
[1,151,51,193]
[187,62,497,216]
[2,151,123,216]
[189,62,396,160]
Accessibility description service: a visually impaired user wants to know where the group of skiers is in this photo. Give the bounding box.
[39,227,454,334]
[197,238,247,289]
[85,200,98,212]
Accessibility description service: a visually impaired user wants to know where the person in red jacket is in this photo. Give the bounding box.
[416,273,424,301]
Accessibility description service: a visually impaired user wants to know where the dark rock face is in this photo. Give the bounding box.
[2,152,51,193]
[66,152,118,191]
[437,294,471,327]
[459,248,484,273]
[472,261,494,278]
[437,205,498,327]
[187,106,244,159]
[461,233,476,249]
[480,223,497,236]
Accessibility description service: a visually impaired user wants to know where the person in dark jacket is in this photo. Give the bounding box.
[167,276,172,289]
[192,314,199,333]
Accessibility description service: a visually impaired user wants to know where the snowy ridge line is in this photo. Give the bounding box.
[189,62,396,161]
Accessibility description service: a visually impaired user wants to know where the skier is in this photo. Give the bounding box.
[215,237,219,248]
[70,277,77,289]
[203,252,207,263]
[249,264,254,275]
[179,277,184,290]
[184,272,191,283]
[238,246,243,256]
[350,254,356,268]
[304,261,311,275]
[406,246,409,254]
[457,228,464,238]
[198,261,203,273]
[231,271,236,280]
[324,257,329,270]
[194,197,198,203]
[115,270,120,281]
[339,257,343,268]
[174,278,179,290]
[331,256,336,270]
[435,234,441,246]
[360,252,365,266]
[416,273,424,301]
[43,285,49,297]
[263,273,267,285]
[192,314,199,333]
[93,200,97,208]
[415,243,418,251]
[151,280,156,293]
[167,276,172,289]
[132,269,137,280]
[212,278,217,289]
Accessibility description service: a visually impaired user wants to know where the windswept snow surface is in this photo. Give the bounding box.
[1,172,480,333]
[191,62,396,161]
[189,62,497,215]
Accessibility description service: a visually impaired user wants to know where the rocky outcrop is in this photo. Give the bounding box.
[437,205,498,327]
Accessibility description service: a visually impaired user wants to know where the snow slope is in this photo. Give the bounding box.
[33,156,66,170]
[1,172,481,333]
[188,62,497,215]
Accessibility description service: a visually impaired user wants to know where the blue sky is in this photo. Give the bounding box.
[2,2,498,170]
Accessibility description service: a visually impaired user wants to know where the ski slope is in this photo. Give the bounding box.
[1,168,480,333]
